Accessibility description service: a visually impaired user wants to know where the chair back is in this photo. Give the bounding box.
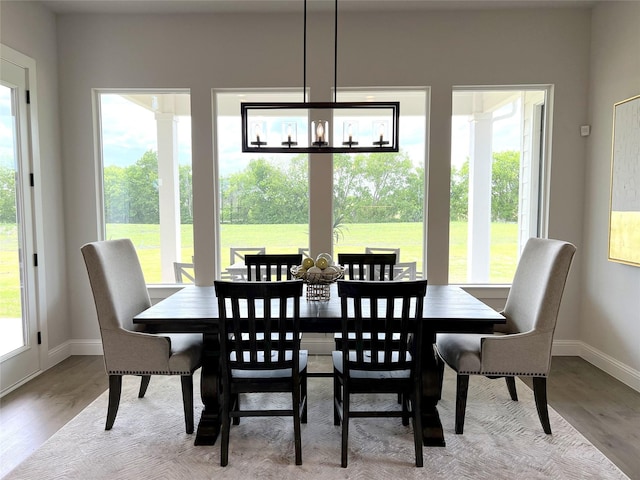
[337,280,427,374]
[245,254,303,281]
[215,280,303,373]
[81,239,151,333]
[365,246,401,259]
[173,262,195,283]
[338,253,396,281]
[503,238,576,335]
[393,261,418,280]
[230,247,265,264]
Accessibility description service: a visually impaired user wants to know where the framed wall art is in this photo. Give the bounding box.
[609,94,640,266]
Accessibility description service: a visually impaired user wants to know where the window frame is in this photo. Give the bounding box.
[448,84,553,286]
[93,88,193,284]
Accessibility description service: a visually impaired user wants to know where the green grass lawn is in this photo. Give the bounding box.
[1,221,519,317]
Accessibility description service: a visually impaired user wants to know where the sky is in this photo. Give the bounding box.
[0,85,16,168]
[1,91,520,175]
[100,92,519,177]
[100,94,192,168]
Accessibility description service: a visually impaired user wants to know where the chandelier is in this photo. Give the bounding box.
[240,0,399,154]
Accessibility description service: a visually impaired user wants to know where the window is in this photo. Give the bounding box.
[215,90,309,278]
[449,87,548,284]
[97,91,192,283]
[333,89,427,278]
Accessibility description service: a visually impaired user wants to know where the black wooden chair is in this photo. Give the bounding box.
[337,253,396,281]
[333,279,427,467]
[335,253,399,355]
[214,280,307,466]
[245,253,302,281]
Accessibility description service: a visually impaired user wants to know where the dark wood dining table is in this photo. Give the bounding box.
[134,283,505,447]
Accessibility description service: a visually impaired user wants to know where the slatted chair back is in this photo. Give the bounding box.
[338,253,396,281]
[337,280,427,375]
[215,280,303,374]
[214,280,306,466]
[245,254,303,281]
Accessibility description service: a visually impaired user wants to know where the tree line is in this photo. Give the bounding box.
[0,150,520,225]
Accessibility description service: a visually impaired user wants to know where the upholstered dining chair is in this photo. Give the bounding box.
[333,279,428,467]
[81,239,203,433]
[436,238,576,435]
[245,253,302,281]
[214,280,307,466]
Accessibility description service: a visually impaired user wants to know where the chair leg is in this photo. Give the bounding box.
[106,375,122,430]
[402,392,410,426]
[232,394,240,425]
[333,370,341,426]
[301,371,308,424]
[220,389,231,466]
[412,388,424,467]
[455,374,469,434]
[505,376,518,401]
[180,375,194,434]
[138,375,151,398]
[341,384,350,468]
[532,377,552,434]
[292,384,302,465]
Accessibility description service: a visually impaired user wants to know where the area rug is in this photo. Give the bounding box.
[4,357,628,480]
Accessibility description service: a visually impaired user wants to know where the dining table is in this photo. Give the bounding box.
[134,283,505,447]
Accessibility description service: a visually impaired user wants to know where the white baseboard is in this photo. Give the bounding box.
[578,342,640,392]
[47,341,72,369]
[551,339,583,356]
[69,339,104,356]
[552,339,640,392]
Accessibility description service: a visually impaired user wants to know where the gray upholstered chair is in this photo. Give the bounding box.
[81,239,203,433]
[436,238,576,435]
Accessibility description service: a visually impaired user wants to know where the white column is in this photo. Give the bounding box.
[467,112,492,283]
[155,112,181,283]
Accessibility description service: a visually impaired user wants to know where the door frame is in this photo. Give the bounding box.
[0,44,47,396]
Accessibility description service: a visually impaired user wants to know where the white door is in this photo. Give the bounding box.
[0,57,40,394]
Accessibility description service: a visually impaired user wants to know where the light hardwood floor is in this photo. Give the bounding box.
[1,355,639,478]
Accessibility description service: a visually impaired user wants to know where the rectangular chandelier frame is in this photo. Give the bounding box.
[241,101,400,154]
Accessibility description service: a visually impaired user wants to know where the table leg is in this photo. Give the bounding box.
[194,332,221,446]
[420,331,446,446]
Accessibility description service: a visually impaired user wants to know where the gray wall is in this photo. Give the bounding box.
[54,8,590,343]
[582,1,640,380]
[1,2,637,386]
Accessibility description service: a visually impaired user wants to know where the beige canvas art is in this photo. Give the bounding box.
[609,94,640,266]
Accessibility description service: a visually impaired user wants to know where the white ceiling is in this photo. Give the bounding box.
[39,0,597,15]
